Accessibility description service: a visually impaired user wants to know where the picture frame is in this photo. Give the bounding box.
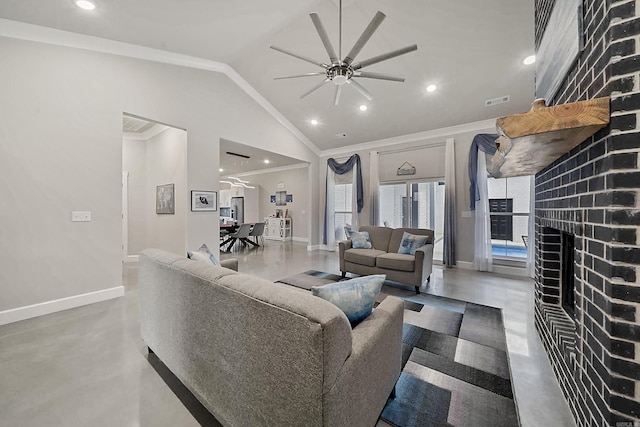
[156,183,175,214]
[191,190,217,212]
[275,190,287,206]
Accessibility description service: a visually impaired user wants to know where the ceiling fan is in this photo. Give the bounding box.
[270,0,418,106]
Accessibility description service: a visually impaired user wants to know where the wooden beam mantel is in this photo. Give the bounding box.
[488,97,610,178]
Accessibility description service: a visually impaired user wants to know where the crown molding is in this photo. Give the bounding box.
[0,18,320,156]
[231,162,309,178]
[320,118,497,157]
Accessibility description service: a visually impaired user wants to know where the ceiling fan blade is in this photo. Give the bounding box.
[343,11,386,66]
[354,71,405,82]
[347,78,373,101]
[353,44,418,70]
[300,78,331,99]
[274,72,326,80]
[352,44,418,70]
[334,85,342,106]
[310,13,338,64]
[270,45,328,68]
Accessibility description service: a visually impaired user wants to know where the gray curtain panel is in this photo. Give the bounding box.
[324,154,363,245]
[468,134,498,211]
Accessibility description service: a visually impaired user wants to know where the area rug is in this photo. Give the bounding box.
[277,271,520,427]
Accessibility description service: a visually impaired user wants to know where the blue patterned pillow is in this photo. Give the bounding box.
[187,243,220,265]
[350,231,372,249]
[311,275,385,326]
[398,232,429,255]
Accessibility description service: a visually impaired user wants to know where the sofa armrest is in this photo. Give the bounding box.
[220,258,238,272]
[323,296,404,427]
[415,243,434,283]
[338,240,352,272]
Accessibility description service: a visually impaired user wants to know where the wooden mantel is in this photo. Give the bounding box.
[488,97,610,177]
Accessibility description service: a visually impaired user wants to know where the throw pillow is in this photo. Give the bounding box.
[350,231,372,249]
[187,243,220,266]
[311,275,385,326]
[398,232,429,255]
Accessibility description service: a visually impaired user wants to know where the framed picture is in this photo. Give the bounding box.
[156,183,175,214]
[275,190,287,206]
[191,190,217,212]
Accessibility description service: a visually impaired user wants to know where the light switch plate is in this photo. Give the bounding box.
[71,211,92,222]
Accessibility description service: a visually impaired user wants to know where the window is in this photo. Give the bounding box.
[489,198,513,240]
[334,183,352,241]
[487,176,530,260]
[379,180,445,261]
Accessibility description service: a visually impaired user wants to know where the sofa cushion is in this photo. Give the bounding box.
[359,226,393,252]
[389,228,432,253]
[350,231,372,249]
[311,274,385,326]
[187,243,220,265]
[376,253,416,272]
[344,248,386,267]
[397,232,429,255]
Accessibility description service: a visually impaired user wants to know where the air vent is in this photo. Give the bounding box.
[485,95,510,107]
[336,133,347,139]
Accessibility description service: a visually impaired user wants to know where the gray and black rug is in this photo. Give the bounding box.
[277,271,520,427]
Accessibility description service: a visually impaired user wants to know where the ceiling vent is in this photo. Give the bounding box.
[485,95,510,107]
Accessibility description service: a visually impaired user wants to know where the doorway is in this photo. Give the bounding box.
[379,180,445,262]
[122,114,187,268]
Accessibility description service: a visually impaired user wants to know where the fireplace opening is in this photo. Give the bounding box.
[561,232,575,317]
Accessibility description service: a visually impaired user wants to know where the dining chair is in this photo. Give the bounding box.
[223,223,255,252]
[248,222,266,246]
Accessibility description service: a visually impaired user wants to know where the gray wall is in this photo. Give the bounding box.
[242,166,310,241]
[319,126,494,263]
[0,37,318,312]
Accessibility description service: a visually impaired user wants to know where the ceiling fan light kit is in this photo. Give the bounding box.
[271,0,417,106]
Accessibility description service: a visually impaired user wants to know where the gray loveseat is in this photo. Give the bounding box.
[339,226,434,293]
[139,249,404,427]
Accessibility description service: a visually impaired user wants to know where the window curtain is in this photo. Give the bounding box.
[527,175,535,278]
[443,139,456,267]
[473,150,493,271]
[468,133,498,210]
[324,154,363,247]
[369,151,380,226]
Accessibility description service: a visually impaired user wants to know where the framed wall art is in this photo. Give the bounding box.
[191,190,217,212]
[156,183,175,214]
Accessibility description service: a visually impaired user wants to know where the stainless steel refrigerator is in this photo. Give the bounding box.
[230,197,244,224]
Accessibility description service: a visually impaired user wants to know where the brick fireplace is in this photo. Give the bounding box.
[534,0,640,425]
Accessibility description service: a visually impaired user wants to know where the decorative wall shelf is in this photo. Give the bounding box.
[488,97,610,178]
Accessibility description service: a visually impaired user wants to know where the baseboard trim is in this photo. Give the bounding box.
[455,260,527,277]
[292,237,309,243]
[307,244,322,251]
[125,255,139,263]
[0,286,125,326]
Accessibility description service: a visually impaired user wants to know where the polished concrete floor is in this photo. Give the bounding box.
[0,241,576,427]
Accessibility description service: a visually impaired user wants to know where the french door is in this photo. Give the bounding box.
[379,180,445,261]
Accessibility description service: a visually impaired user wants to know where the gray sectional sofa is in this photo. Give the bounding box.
[339,226,434,293]
[139,249,404,427]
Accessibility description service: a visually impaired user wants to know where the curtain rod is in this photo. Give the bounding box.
[377,141,446,156]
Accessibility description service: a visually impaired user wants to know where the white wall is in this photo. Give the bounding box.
[122,139,147,255]
[0,37,317,317]
[319,125,495,263]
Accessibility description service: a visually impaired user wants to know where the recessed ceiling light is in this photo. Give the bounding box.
[264,159,270,164]
[219,168,223,172]
[523,55,536,65]
[75,0,96,10]
[359,105,368,111]
[426,84,437,93]
[310,119,318,125]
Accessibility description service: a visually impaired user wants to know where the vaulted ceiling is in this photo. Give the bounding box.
[0,0,535,153]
